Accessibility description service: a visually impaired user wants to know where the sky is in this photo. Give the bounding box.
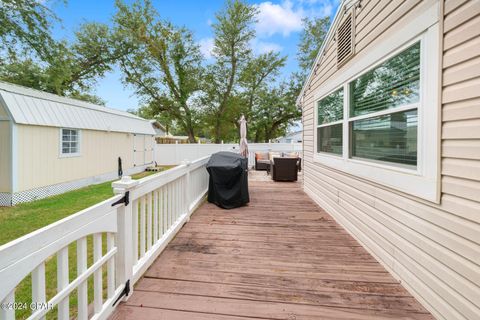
[48,0,340,111]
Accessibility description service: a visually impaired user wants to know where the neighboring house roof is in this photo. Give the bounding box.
[149,119,167,132]
[296,0,359,107]
[0,81,155,135]
[275,130,303,141]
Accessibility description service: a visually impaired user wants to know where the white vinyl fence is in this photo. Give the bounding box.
[0,156,210,320]
[155,142,302,167]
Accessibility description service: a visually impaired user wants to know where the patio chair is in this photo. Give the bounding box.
[271,157,300,182]
[255,152,270,171]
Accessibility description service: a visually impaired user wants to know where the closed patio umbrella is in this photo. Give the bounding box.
[239,115,248,158]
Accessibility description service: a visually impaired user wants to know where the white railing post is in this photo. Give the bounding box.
[0,290,15,320]
[182,160,192,219]
[112,176,138,301]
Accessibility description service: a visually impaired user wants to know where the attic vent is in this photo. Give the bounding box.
[336,10,355,67]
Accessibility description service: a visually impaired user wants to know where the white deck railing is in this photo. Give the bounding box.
[0,156,210,320]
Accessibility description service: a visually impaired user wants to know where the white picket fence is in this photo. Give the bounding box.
[0,156,210,320]
[155,142,302,167]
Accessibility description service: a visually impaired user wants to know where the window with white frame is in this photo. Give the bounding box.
[317,42,420,167]
[317,88,344,155]
[349,41,420,167]
[60,128,80,156]
[313,21,440,202]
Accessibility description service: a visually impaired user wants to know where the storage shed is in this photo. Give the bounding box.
[0,81,155,206]
[297,1,480,320]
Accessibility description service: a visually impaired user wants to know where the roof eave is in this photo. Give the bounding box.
[296,0,357,108]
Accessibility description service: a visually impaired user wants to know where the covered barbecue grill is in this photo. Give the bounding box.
[206,152,249,209]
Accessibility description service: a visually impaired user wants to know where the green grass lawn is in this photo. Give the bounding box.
[0,169,171,319]
[0,171,158,245]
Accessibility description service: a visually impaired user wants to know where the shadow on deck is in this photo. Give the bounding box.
[111,174,433,320]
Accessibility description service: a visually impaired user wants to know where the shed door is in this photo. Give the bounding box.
[145,135,154,165]
[133,134,145,167]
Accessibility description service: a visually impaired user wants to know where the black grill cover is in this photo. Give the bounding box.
[207,152,249,209]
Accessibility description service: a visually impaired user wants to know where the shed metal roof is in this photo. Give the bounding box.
[0,81,155,135]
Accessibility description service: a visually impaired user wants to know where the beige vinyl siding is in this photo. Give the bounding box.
[16,125,136,192]
[0,121,11,192]
[301,1,480,320]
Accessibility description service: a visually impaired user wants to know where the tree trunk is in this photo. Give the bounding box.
[254,129,260,143]
[187,129,196,143]
[214,116,222,144]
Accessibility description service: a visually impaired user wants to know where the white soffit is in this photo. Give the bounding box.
[0,81,155,135]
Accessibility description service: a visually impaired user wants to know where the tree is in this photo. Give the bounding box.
[113,0,204,142]
[203,0,257,143]
[0,22,118,104]
[238,51,286,139]
[249,77,302,142]
[0,0,62,61]
[297,16,330,75]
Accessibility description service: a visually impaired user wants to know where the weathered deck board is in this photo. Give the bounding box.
[111,179,433,320]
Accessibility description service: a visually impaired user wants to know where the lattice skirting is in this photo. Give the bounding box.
[2,165,148,206]
[0,193,12,206]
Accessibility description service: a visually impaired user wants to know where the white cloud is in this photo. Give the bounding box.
[251,39,283,54]
[255,0,304,37]
[199,37,215,59]
[254,0,339,38]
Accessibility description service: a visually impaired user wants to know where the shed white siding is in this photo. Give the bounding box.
[300,1,480,320]
[15,125,141,192]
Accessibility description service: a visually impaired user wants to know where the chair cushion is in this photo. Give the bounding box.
[255,152,269,160]
[284,152,299,158]
[269,152,282,160]
[257,159,270,164]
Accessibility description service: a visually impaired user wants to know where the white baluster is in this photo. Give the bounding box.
[77,237,88,320]
[185,162,191,217]
[132,200,138,265]
[161,187,166,235]
[32,262,46,320]
[174,180,178,220]
[153,190,159,242]
[171,182,175,230]
[147,192,153,251]
[0,289,15,320]
[140,196,146,257]
[93,233,102,314]
[107,233,115,298]
[57,247,69,320]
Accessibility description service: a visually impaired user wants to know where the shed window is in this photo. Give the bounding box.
[60,129,80,156]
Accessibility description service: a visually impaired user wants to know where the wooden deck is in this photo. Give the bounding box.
[112,177,433,320]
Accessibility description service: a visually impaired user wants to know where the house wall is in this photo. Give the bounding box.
[15,125,142,192]
[0,121,11,193]
[301,1,480,320]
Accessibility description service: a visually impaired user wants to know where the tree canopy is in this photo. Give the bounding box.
[0,0,333,142]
